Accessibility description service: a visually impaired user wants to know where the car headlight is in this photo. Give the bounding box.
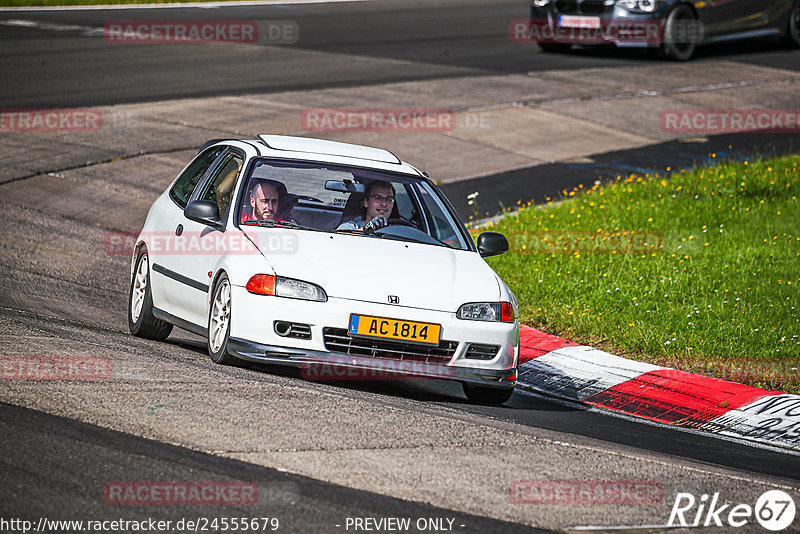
[457,302,515,323]
[532,0,551,7]
[616,0,659,13]
[246,274,327,302]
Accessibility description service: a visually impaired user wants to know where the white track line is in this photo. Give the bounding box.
[0,18,102,34]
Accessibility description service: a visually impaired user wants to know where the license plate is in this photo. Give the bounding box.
[558,15,601,29]
[348,314,441,346]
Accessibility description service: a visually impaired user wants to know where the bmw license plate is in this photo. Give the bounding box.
[558,15,601,29]
[348,314,441,345]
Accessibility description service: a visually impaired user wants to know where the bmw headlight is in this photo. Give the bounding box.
[616,0,659,13]
[457,302,515,323]
[246,274,327,302]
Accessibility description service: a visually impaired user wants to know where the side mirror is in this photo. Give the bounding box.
[477,232,508,258]
[184,200,224,231]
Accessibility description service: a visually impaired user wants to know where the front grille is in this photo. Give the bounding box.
[464,343,500,360]
[555,0,577,13]
[322,328,457,364]
[579,0,607,14]
[555,0,608,14]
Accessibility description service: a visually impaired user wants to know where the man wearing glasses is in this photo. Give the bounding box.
[336,182,396,232]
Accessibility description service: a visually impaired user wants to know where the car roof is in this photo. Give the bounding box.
[258,135,401,164]
[246,135,423,176]
[200,135,424,177]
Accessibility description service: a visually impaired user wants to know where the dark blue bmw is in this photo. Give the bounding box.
[526,0,800,60]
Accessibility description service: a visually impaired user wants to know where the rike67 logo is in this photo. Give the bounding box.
[668,490,796,531]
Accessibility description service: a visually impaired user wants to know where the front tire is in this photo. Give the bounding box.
[783,2,800,48]
[462,384,514,405]
[207,273,239,365]
[128,249,173,340]
[658,4,697,61]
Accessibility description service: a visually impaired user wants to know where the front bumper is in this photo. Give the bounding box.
[228,286,518,389]
[228,337,517,388]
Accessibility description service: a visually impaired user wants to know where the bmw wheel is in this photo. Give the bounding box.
[783,1,800,48]
[658,4,697,61]
[207,273,239,365]
[128,248,173,340]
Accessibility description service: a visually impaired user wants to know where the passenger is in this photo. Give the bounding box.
[242,181,280,222]
[214,160,242,216]
[336,182,395,232]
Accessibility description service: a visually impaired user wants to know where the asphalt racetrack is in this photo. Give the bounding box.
[1,0,799,532]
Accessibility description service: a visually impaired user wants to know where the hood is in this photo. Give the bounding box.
[241,228,501,312]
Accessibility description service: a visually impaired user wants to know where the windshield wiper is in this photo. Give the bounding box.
[333,226,448,247]
[242,219,305,230]
[381,233,449,247]
[334,227,381,238]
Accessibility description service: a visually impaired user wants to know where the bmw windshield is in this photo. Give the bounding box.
[236,159,473,251]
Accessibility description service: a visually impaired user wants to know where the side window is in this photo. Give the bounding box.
[169,146,225,208]
[197,152,244,217]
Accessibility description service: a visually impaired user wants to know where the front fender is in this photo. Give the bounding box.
[210,232,275,293]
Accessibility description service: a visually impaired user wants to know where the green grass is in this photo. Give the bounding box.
[479,153,800,394]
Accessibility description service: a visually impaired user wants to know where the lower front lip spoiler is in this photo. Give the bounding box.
[227,337,516,389]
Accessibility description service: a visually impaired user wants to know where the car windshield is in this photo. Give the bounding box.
[237,159,472,251]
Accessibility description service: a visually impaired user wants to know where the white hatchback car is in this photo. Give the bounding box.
[129,135,518,404]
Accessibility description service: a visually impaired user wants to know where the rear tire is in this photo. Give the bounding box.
[658,4,697,61]
[462,383,514,405]
[128,249,173,340]
[782,2,800,48]
[207,273,240,366]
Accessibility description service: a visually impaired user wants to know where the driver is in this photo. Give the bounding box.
[336,182,395,232]
[242,181,280,222]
